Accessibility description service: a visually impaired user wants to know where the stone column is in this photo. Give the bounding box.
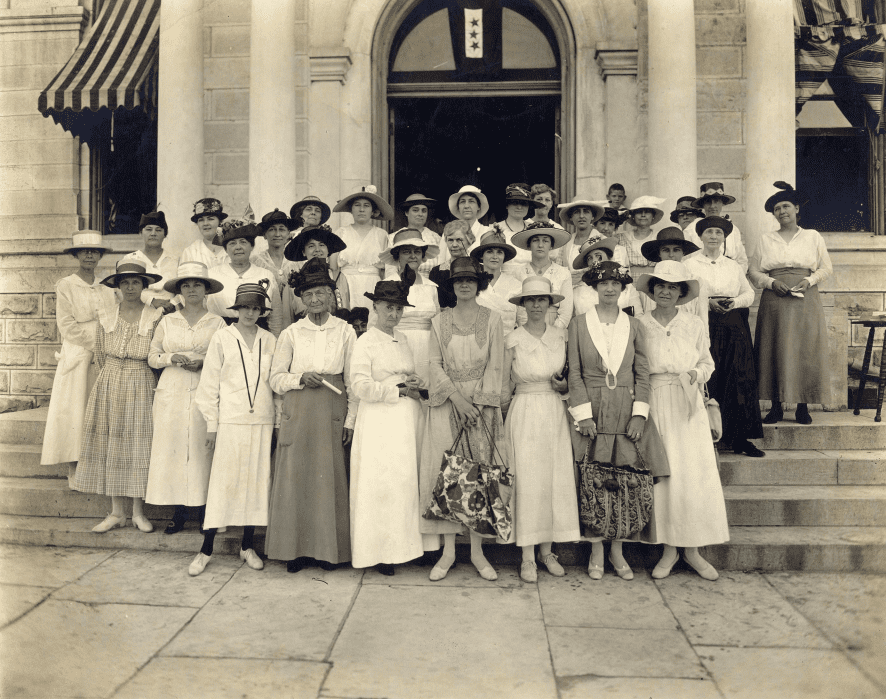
[157,0,204,256]
[647,0,696,213]
[595,42,640,200]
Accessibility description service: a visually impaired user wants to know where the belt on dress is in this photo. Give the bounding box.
[650,372,699,419]
[515,381,557,395]
[767,267,812,277]
[341,266,380,275]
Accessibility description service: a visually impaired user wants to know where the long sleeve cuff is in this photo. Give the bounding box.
[632,401,650,419]
[569,403,594,422]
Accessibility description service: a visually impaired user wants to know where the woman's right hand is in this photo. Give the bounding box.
[170,353,190,366]
[450,393,480,427]
[205,432,217,450]
[300,371,325,388]
[578,417,597,439]
[771,280,791,297]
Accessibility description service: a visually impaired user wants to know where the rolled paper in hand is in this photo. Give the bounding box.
[321,378,343,395]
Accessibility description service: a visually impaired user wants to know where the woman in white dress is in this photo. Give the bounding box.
[332,185,394,310]
[391,194,444,278]
[471,228,524,332]
[636,261,729,581]
[490,183,538,278]
[503,276,579,582]
[510,222,573,328]
[190,281,278,576]
[41,231,116,482]
[145,263,226,534]
[572,236,642,317]
[349,277,426,575]
[121,211,179,315]
[180,198,229,269]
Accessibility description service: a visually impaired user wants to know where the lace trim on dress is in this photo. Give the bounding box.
[439,306,491,350]
[446,363,485,382]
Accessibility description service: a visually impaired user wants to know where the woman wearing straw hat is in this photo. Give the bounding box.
[41,232,117,482]
[471,228,525,332]
[686,183,748,273]
[71,261,164,533]
[181,198,230,269]
[289,195,332,239]
[489,183,538,278]
[419,256,510,581]
[554,198,605,283]
[190,281,279,576]
[428,220,473,310]
[332,185,394,310]
[121,211,180,315]
[749,182,833,425]
[448,184,490,246]
[145,262,227,534]
[392,194,444,278]
[349,276,427,575]
[502,276,579,582]
[616,196,667,310]
[572,236,642,317]
[568,261,670,580]
[636,261,728,581]
[510,222,573,328]
[284,224,350,320]
[267,258,358,573]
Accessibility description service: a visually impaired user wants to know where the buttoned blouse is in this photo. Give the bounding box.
[685,254,755,309]
[121,249,180,305]
[477,273,525,332]
[148,311,226,369]
[349,326,416,405]
[517,261,573,329]
[748,227,833,290]
[638,312,715,382]
[54,274,117,351]
[335,225,388,270]
[206,263,282,337]
[180,239,229,269]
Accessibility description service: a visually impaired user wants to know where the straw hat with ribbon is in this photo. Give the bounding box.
[101,260,162,289]
[626,196,666,225]
[635,260,700,305]
[557,198,606,227]
[63,230,108,256]
[508,275,564,306]
[510,221,571,251]
[378,228,440,266]
[398,193,436,211]
[448,185,490,220]
[333,185,395,221]
[228,279,272,313]
[693,182,736,208]
[162,262,224,295]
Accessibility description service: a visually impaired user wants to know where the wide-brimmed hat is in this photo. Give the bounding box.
[289,257,336,297]
[572,235,618,269]
[696,215,734,238]
[219,222,260,248]
[508,275,564,306]
[139,211,168,233]
[333,185,394,221]
[582,260,633,288]
[443,256,492,292]
[764,181,807,213]
[289,195,332,225]
[504,183,538,210]
[669,197,704,223]
[398,193,436,211]
[64,230,108,256]
[448,185,490,219]
[595,207,626,227]
[379,228,439,266]
[101,260,162,289]
[228,279,272,313]
[284,224,347,262]
[557,198,606,226]
[162,262,224,295]
[627,196,666,225]
[511,221,571,251]
[641,227,701,263]
[364,265,416,308]
[636,260,699,305]
[470,228,517,263]
[258,208,297,233]
[693,182,736,208]
[191,198,228,223]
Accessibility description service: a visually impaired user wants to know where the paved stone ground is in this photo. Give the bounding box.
[0,543,884,699]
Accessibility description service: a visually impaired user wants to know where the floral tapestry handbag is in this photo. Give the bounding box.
[704,383,723,443]
[576,433,653,540]
[422,413,513,541]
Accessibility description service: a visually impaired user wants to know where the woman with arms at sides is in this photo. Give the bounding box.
[636,261,728,580]
[428,219,473,310]
[71,261,164,533]
[510,222,573,329]
[41,231,116,484]
[502,276,579,582]
[121,211,179,316]
[267,258,357,573]
[419,256,510,582]
[145,263,227,534]
[749,182,833,426]
[572,236,642,317]
[471,229,525,333]
[180,198,229,269]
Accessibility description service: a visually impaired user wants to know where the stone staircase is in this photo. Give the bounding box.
[0,407,885,570]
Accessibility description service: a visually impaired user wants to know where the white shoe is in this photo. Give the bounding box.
[240,548,264,570]
[189,552,211,576]
[538,552,565,577]
[520,561,538,583]
[92,513,126,533]
[131,514,154,533]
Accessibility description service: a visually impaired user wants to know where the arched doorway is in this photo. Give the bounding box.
[371,0,575,229]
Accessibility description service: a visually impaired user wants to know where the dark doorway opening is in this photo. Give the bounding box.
[391,96,558,232]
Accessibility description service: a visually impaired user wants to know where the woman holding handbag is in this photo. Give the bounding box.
[636,261,729,581]
[567,261,670,580]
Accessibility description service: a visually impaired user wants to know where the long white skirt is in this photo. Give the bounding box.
[341,267,382,310]
[350,397,424,568]
[649,382,730,547]
[203,423,272,529]
[41,341,95,465]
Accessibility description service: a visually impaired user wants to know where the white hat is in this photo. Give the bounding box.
[636,260,700,305]
[448,185,490,220]
[510,222,571,251]
[333,185,395,221]
[162,262,224,295]
[627,195,667,225]
[508,275,565,306]
[63,230,108,255]
[378,228,440,266]
[557,199,606,226]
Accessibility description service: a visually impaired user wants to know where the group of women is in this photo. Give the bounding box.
[40,178,833,583]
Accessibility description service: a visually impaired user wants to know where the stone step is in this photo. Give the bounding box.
[758,412,886,450]
[0,407,48,445]
[0,444,65,478]
[717,450,886,486]
[723,485,886,526]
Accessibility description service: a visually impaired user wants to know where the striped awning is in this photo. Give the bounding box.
[37,0,159,139]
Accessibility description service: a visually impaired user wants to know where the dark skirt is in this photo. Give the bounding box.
[265,373,351,563]
[754,268,830,404]
[709,307,764,446]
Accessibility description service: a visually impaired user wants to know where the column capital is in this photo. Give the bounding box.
[310,49,352,84]
[594,42,638,78]
[0,7,88,34]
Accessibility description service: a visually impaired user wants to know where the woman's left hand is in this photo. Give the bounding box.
[550,374,568,393]
[687,370,698,385]
[182,358,203,372]
[792,279,811,293]
[342,428,353,447]
[626,415,646,442]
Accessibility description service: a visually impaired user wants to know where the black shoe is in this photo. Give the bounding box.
[287,558,306,574]
[164,518,186,535]
[762,405,783,424]
[795,404,812,425]
[377,563,395,576]
[734,440,766,458]
[318,560,337,571]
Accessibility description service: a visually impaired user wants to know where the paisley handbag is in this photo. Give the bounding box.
[576,434,653,540]
[422,413,512,540]
[704,384,723,442]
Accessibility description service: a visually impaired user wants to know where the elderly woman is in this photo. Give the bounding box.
[490,183,538,278]
[448,184,490,244]
[420,256,509,581]
[349,276,426,575]
[527,183,564,229]
[510,222,573,328]
[750,182,833,425]
[71,261,163,533]
[686,217,764,457]
[283,224,350,318]
[206,222,282,336]
[687,183,748,273]
[429,219,473,309]
[289,195,331,239]
[568,261,669,580]
[637,261,728,581]
[145,263,227,534]
[572,237,642,317]
[503,276,579,582]
[267,258,358,573]
[181,198,229,269]
[471,229,524,332]
[332,185,394,310]
[41,231,117,482]
[121,211,179,315]
[392,194,444,278]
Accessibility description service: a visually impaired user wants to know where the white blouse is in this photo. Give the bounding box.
[349,326,416,405]
[206,263,282,337]
[556,233,629,287]
[685,254,755,309]
[269,314,358,429]
[148,311,226,369]
[516,261,574,329]
[54,274,117,351]
[477,273,525,332]
[639,312,715,382]
[686,219,749,273]
[748,227,833,290]
[504,325,567,388]
[121,249,180,305]
[180,239,229,269]
[336,225,388,271]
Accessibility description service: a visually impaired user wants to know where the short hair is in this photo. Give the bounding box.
[521,294,553,307]
[527,233,554,247]
[456,192,481,208]
[175,278,208,295]
[648,276,690,298]
[223,236,255,251]
[530,183,558,206]
[588,276,626,290]
[443,219,470,239]
[70,248,105,259]
[391,245,427,261]
[450,275,489,295]
[351,196,380,217]
[608,183,626,194]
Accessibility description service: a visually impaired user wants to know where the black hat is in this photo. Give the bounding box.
[139,211,168,233]
[284,224,347,262]
[693,182,736,208]
[219,222,260,248]
[289,196,331,225]
[289,257,337,297]
[596,207,626,227]
[641,227,701,263]
[364,265,416,307]
[348,306,369,323]
[582,260,633,288]
[696,215,734,238]
[443,256,493,292]
[764,181,807,213]
[669,197,704,224]
[191,198,228,223]
[258,208,297,233]
[228,279,272,313]
[504,183,538,210]
[101,260,162,289]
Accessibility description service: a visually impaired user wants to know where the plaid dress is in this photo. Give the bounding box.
[72,306,161,498]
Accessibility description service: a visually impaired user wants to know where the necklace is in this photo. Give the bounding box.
[504,219,524,233]
[236,337,261,414]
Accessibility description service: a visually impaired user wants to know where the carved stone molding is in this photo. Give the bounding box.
[595,42,638,78]
[0,7,88,34]
[310,49,352,84]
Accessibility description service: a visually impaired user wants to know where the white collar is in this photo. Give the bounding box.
[295,314,340,332]
[584,308,630,388]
